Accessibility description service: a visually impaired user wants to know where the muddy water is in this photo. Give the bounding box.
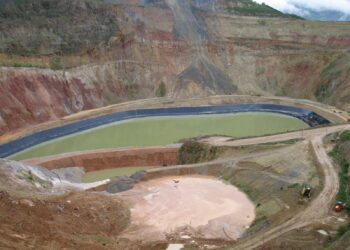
[10,112,308,160]
[118,176,256,241]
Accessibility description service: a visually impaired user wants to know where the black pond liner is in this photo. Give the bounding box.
[0,104,330,158]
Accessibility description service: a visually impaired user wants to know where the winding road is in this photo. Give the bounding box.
[202,124,350,249]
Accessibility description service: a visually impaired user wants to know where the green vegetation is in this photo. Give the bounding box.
[288,183,303,189]
[250,215,267,227]
[338,172,349,202]
[323,222,350,248]
[325,132,350,247]
[321,60,339,76]
[328,144,349,173]
[50,57,62,70]
[257,20,266,25]
[17,170,49,188]
[10,112,308,160]
[7,60,71,70]
[178,141,227,164]
[11,62,48,69]
[0,0,118,56]
[259,138,303,146]
[155,81,166,97]
[231,181,254,199]
[337,224,349,237]
[218,175,256,200]
[340,130,350,141]
[226,0,303,19]
[255,66,265,75]
[328,143,349,204]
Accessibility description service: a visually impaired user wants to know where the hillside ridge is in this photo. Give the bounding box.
[0,0,350,134]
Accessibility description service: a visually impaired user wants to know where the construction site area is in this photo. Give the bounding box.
[0,95,350,250]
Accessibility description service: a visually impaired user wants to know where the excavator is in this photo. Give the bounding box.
[301,185,312,198]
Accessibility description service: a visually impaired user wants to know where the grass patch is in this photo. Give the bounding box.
[250,215,267,227]
[325,133,350,246]
[217,175,255,200]
[340,130,350,141]
[338,172,349,202]
[321,60,338,75]
[226,0,303,19]
[323,223,350,248]
[1,61,73,70]
[11,62,49,68]
[230,181,255,200]
[329,144,349,173]
[287,183,302,189]
[259,138,302,146]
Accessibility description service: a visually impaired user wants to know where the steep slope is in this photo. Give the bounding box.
[0,0,120,56]
[1,0,350,134]
[0,159,131,249]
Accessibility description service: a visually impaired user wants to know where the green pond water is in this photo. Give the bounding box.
[82,166,155,183]
[9,112,309,161]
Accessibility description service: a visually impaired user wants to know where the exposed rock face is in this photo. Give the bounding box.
[0,68,103,134]
[1,0,350,134]
[51,167,86,183]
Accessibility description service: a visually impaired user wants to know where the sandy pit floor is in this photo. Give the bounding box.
[117,175,255,241]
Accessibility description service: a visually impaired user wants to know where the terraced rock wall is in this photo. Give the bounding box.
[1,0,350,134]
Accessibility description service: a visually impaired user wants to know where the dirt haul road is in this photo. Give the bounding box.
[204,124,350,250]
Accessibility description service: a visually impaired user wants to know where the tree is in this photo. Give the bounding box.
[156,81,166,97]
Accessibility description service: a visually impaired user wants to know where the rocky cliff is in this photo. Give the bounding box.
[1,0,350,134]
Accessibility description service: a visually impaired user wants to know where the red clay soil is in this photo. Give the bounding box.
[23,146,179,172]
[0,69,103,135]
[0,191,130,250]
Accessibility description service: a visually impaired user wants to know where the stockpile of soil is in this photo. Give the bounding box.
[0,191,130,249]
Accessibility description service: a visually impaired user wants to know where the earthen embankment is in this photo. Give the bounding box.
[23,145,179,172]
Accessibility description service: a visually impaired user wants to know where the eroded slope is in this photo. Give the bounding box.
[1,0,350,134]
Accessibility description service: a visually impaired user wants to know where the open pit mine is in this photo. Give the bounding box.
[1,0,350,249]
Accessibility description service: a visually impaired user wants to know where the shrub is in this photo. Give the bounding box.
[226,0,303,19]
[337,172,348,203]
[337,225,347,237]
[340,158,349,173]
[177,141,226,164]
[50,57,63,70]
[155,81,166,97]
[340,130,350,141]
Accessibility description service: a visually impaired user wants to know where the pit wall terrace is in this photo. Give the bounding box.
[1,95,346,146]
[21,144,223,180]
[0,103,330,158]
[23,145,180,172]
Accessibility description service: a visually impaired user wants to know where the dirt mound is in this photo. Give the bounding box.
[0,191,130,249]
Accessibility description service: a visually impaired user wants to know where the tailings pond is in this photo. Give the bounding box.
[10,112,308,160]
